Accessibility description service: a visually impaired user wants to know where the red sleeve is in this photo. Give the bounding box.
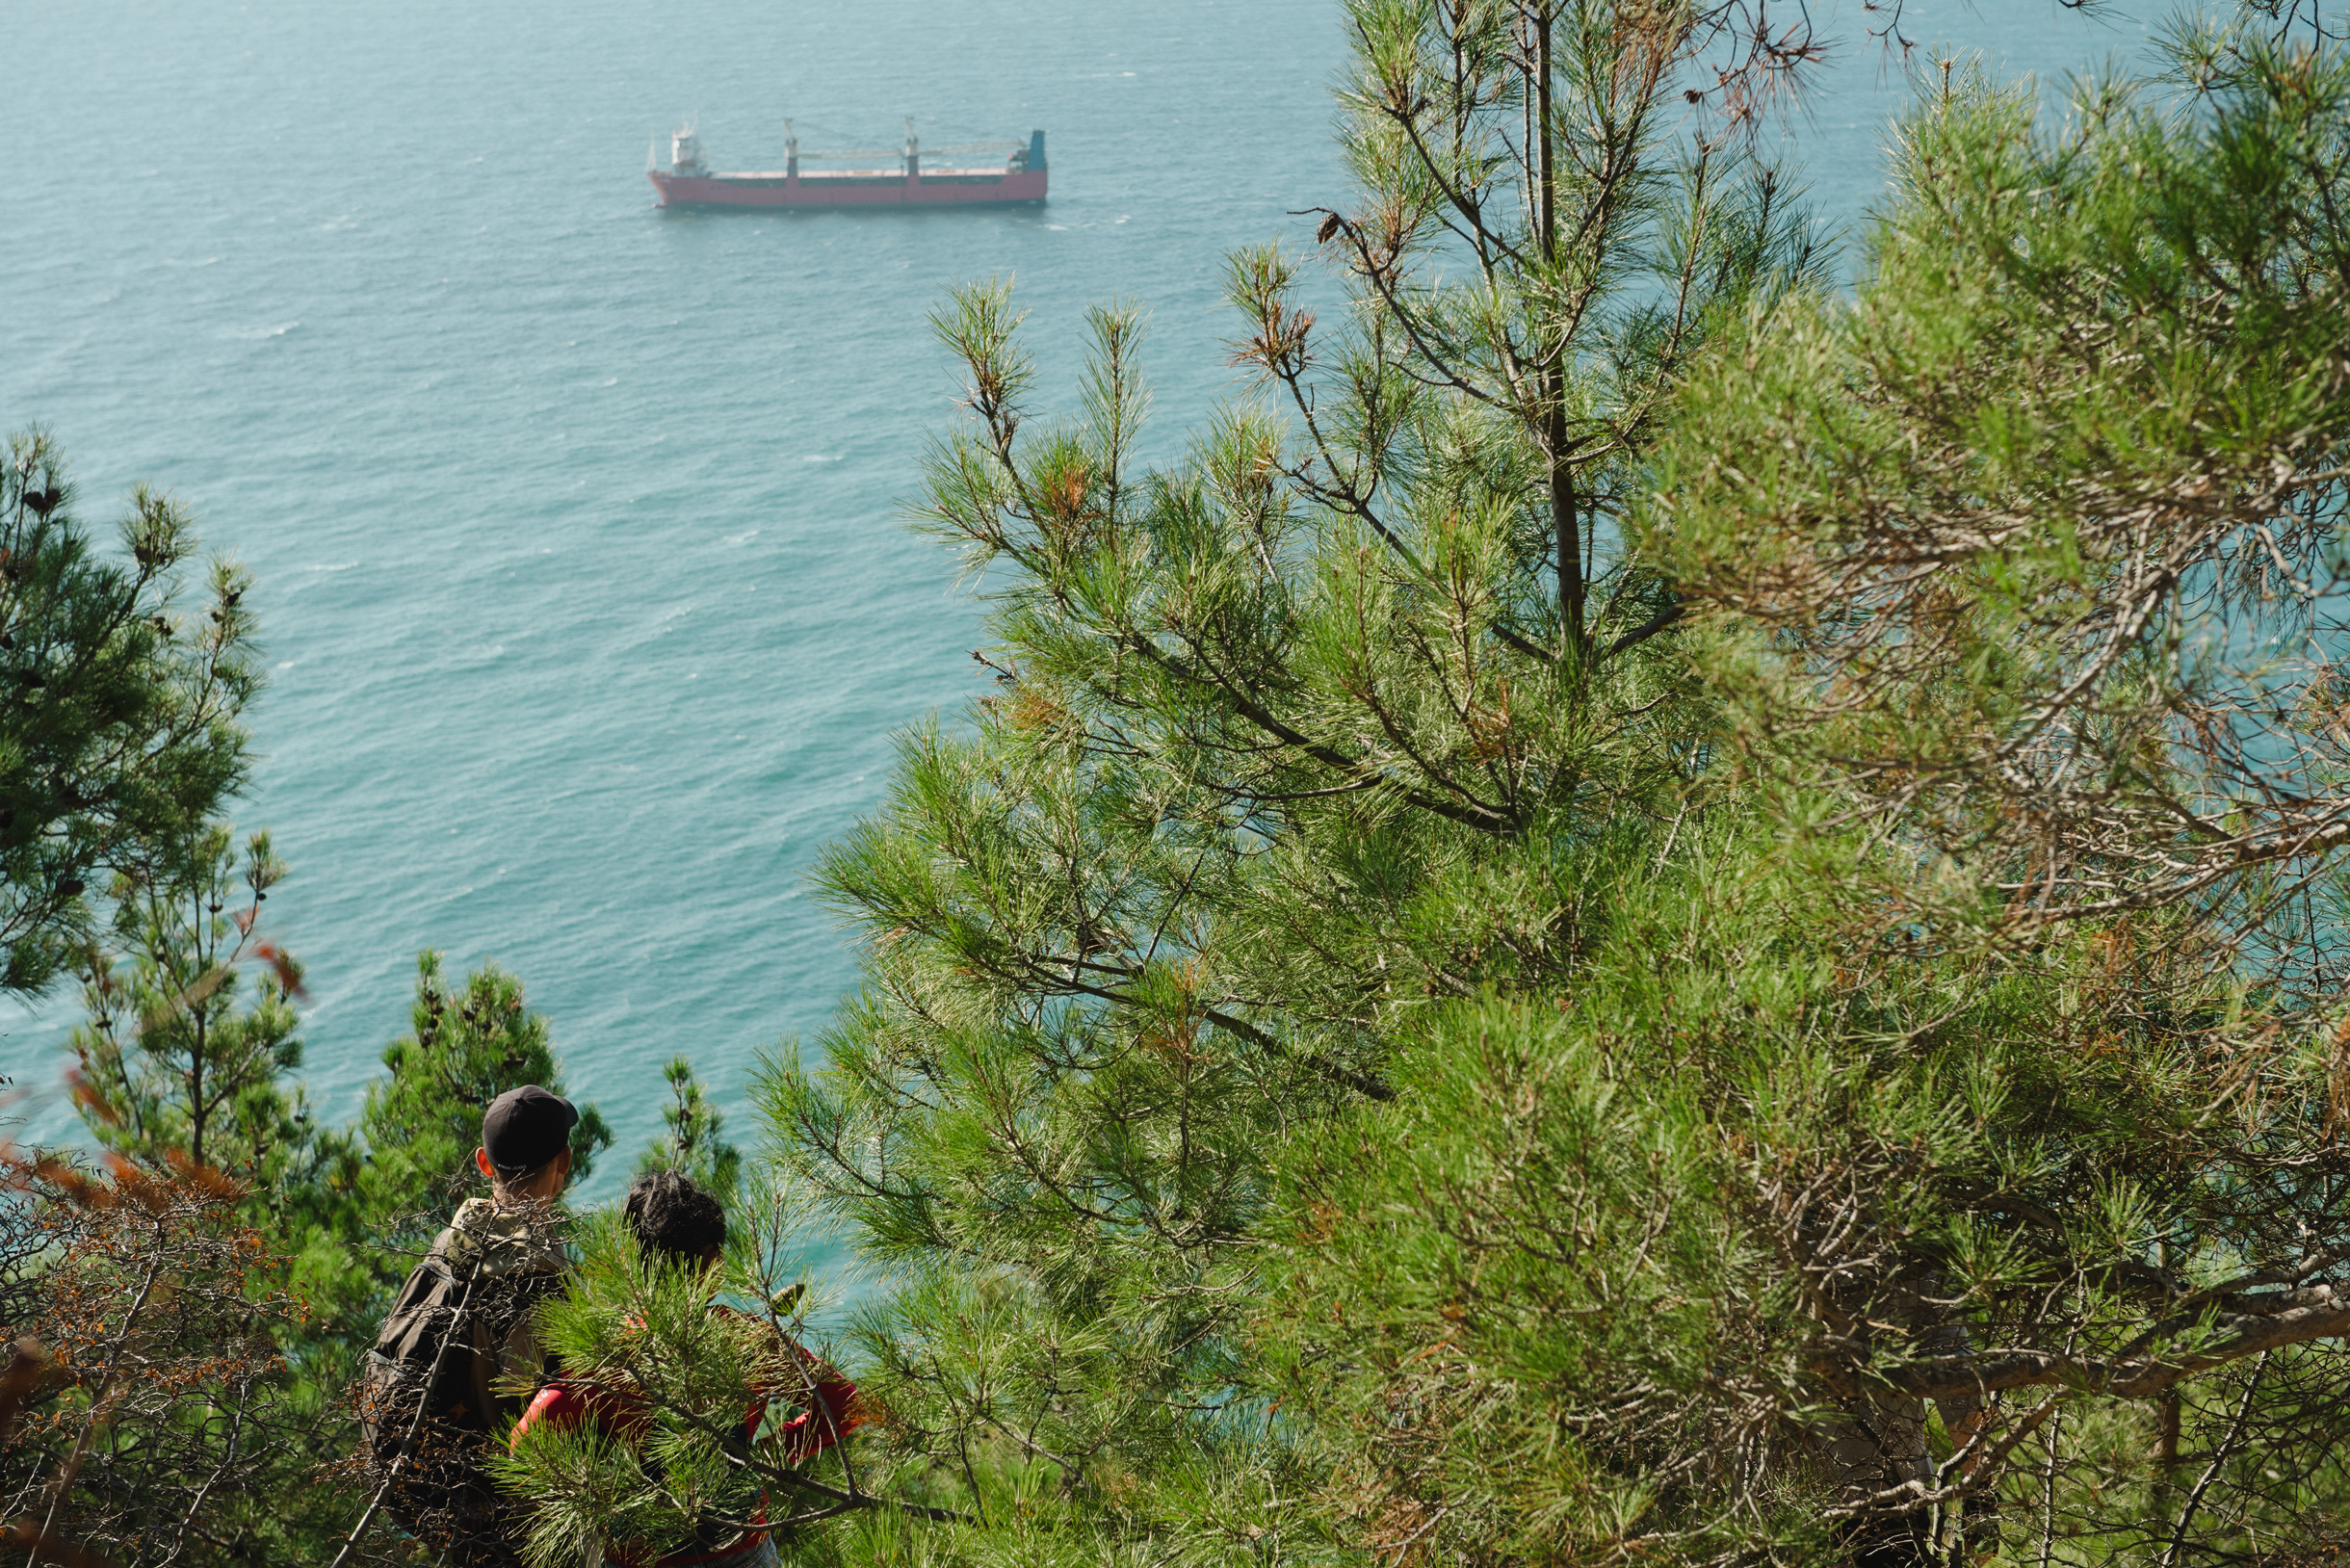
[766,1349,861,1463]
[510,1380,647,1449]
[510,1381,590,1448]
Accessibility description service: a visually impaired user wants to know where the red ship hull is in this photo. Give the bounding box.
[649,167,1047,208]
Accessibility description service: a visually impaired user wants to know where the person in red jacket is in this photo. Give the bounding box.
[511,1172,856,1568]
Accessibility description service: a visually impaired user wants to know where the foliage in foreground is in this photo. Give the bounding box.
[495,1200,861,1568]
[1253,24,2350,1567]
[709,19,2350,1568]
[7,728,624,1566]
[9,954,627,1567]
[1269,842,2350,1561]
[0,1154,349,1567]
[741,0,1818,1556]
[68,823,357,1257]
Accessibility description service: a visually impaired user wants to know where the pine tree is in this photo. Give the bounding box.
[357,951,613,1230]
[1268,21,2350,1565]
[1651,35,2350,962]
[69,823,328,1187]
[13,445,612,1560]
[0,429,260,997]
[741,0,1815,1557]
[636,1057,743,1208]
[52,828,412,1566]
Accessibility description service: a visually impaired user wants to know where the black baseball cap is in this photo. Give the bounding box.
[482,1085,579,1177]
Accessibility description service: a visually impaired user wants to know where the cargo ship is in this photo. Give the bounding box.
[648,120,1047,208]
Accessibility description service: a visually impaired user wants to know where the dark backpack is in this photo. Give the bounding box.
[357,1223,566,1567]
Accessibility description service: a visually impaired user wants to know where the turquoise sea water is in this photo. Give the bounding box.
[3,0,2152,1198]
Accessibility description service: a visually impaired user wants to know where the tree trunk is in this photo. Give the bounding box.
[1550,397,1582,652]
[1529,7,1583,651]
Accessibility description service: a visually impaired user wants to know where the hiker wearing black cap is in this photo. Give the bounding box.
[476,1081,581,1209]
[357,1085,583,1566]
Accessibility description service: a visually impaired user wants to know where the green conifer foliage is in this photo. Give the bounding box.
[52,826,385,1566]
[358,952,612,1226]
[62,821,391,1316]
[70,825,318,1179]
[495,1217,863,1568]
[1644,37,2350,956]
[0,429,260,997]
[1258,27,2350,1564]
[745,2,1819,1555]
[1256,831,2255,1560]
[637,1057,744,1207]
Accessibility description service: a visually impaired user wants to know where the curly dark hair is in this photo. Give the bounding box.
[622,1170,726,1266]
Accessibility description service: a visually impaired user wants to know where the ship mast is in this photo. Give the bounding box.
[903,117,919,181]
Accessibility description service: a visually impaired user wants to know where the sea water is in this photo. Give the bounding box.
[2,0,2154,1199]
